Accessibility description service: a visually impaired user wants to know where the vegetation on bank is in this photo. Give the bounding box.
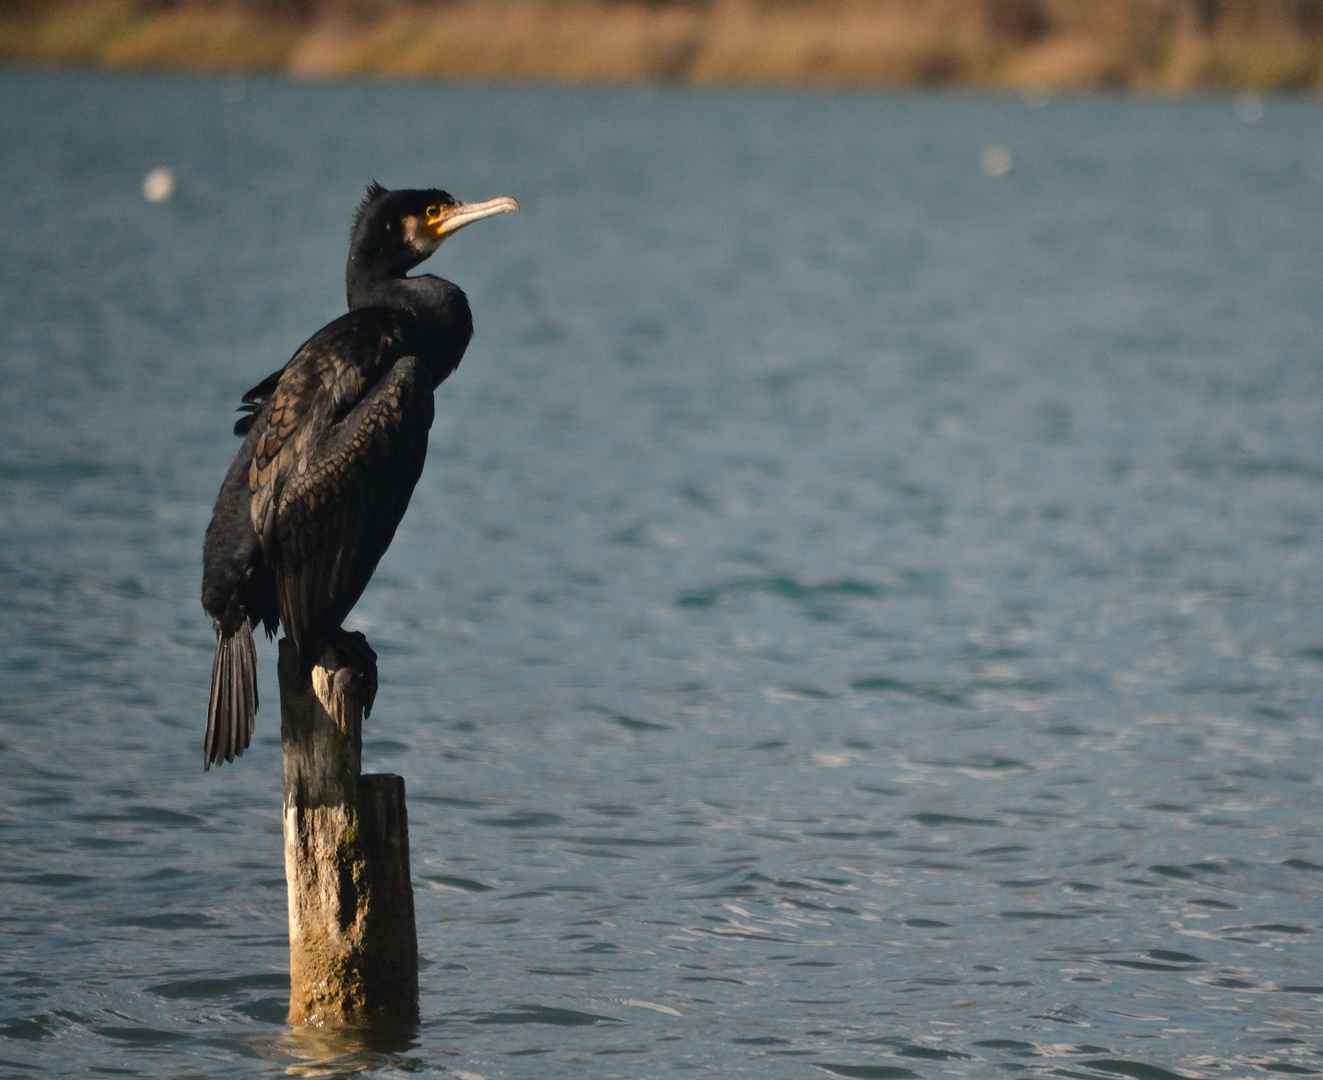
[3,0,1322,89]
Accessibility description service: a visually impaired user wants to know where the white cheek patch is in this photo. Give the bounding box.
[401,214,442,256]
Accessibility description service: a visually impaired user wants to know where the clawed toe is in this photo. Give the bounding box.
[328,629,379,717]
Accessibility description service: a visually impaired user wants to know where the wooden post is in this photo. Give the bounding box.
[278,636,419,1027]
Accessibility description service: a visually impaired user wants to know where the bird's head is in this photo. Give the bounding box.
[348,182,518,281]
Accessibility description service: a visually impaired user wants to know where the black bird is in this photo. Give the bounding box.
[200,183,517,770]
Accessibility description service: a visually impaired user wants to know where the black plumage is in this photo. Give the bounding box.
[200,183,517,769]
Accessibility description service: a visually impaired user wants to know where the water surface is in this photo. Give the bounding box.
[1,71,1321,1078]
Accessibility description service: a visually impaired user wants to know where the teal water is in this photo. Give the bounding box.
[0,70,1321,1078]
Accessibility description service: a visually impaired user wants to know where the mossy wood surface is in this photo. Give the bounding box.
[279,638,418,1027]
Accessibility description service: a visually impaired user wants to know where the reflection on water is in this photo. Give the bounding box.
[0,71,1321,1078]
[263,1022,420,1077]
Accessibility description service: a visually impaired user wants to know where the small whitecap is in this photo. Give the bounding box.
[936,415,964,438]
[619,998,683,1016]
[981,146,1013,178]
[1234,92,1263,123]
[142,167,175,203]
[1021,88,1051,108]
[812,750,856,768]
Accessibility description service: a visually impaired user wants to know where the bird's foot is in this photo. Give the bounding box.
[323,629,379,719]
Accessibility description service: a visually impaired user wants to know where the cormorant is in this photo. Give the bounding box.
[200,183,517,770]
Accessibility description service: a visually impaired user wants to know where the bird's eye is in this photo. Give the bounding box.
[426,204,441,220]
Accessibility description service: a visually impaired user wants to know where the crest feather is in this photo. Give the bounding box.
[354,181,391,234]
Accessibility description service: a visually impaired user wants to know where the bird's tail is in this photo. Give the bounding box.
[205,622,258,770]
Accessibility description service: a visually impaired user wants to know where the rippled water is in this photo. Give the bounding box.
[1,70,1322,1078]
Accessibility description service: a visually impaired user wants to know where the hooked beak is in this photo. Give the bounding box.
[426,196,519,239]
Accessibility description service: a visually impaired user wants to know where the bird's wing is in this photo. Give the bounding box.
[270,354,435,662]
[233,367,283,436]
[248,311,401,552]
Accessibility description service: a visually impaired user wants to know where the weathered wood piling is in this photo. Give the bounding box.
[278,636,418,1026]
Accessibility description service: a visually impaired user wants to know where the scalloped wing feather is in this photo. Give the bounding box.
[248,311,405,549]
[272,355,435,661]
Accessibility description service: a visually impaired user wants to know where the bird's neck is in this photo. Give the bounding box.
[347,271,473,386]
[348,266,424,312]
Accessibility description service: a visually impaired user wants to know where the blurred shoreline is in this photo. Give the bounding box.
[3,0,1321,90]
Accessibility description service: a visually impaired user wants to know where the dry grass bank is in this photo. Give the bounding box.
[2,0,1321,89]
